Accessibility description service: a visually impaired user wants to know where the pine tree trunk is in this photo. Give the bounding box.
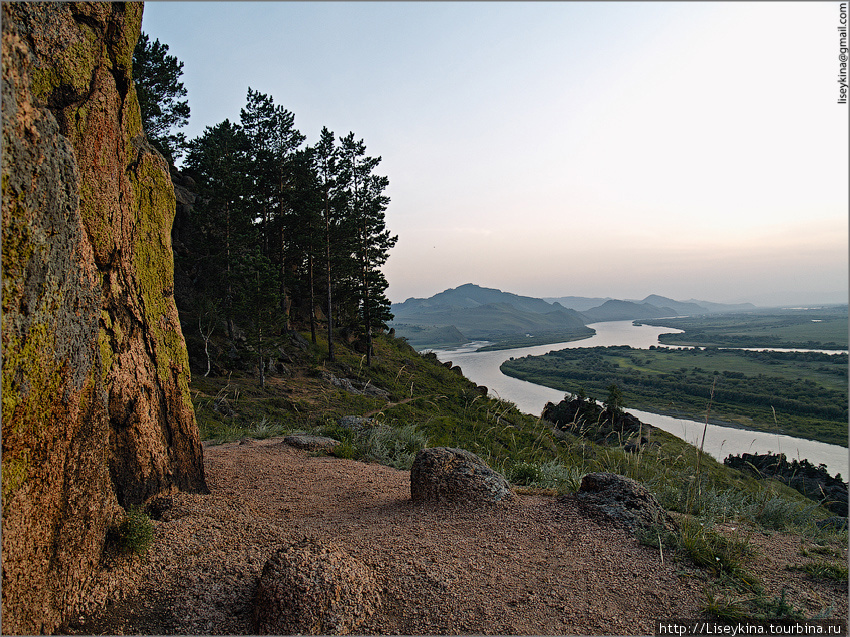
[280,226,289,333]
[308,253,317,344]
[257,270,265,388]
[225,200,234,341]
[363,219,371,367]
[326,214,334,362]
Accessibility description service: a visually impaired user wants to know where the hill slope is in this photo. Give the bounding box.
[66,327,849,633]
[394,283,558,314]
[581,299,678,322]
[391,284,591,348]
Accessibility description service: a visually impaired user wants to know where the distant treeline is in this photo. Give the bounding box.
[639,309,849,350]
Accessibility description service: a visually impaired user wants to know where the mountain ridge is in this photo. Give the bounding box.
[390,284,759,349]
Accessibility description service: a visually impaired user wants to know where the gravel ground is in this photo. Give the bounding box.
[61,437,847,635]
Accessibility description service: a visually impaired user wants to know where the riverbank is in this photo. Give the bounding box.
[500,346,848,446]
[474,330,595,352]
[429,321,849,477]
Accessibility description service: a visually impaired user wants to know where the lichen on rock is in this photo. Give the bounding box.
[2,3,207,633]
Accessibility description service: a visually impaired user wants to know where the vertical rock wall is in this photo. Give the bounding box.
[1,3,207,633]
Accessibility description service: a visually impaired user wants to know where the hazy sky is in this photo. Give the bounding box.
[142,2,848,307]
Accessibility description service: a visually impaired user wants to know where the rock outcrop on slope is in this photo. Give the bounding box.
[542,396,653,448]
[724,453,848,517]
[2,3,207,633]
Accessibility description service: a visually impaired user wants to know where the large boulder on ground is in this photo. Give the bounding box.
[576,472,675,535]
[253,537,381,635]
[410,447,514,504]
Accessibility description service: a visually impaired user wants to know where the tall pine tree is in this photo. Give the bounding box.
[133,32,190,163]
[183,119,252,339]
[338,133,397,366]
[240,89,306,332]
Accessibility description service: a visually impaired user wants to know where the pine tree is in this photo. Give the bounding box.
[240,89,305,332]
[133,32,190,163]
[314,127,342,361]
[288,147,324,344]
[338,133,397,366]
[183,119,252,339]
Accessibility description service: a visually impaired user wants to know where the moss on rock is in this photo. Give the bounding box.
[1,3,206,633]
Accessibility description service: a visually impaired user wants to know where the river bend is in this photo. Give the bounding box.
[430,321,849,477]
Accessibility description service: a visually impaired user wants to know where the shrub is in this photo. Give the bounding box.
[361,424,427,470]
[116,506,154,556]
[509,461,543,486]
[331,439,358,460]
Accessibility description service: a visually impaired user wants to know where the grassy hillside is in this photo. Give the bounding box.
[187,327,846,618]
[390,283,593,349]
[392,302,590,338]
[189,329,839,518]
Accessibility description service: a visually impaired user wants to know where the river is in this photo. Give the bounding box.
[429,320,849,478]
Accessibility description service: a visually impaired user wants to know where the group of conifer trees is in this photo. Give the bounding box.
[183,90,396,368]
[134,34,397,373]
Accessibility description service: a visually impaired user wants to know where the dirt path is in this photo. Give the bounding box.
[62,437,847,635]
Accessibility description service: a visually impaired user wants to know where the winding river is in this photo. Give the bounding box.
[430,321,849,478]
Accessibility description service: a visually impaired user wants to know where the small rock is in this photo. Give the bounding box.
[338,416,373,431]
[815,516,848,531]
[213,397,235,417]
[283,435,341,452]
[410,447,514,504]
[289,331,311,351]
[361,382,390,399]
[576,472,675,535]
[253,537,381,635]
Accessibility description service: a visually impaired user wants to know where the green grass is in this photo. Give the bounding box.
[114,506,154,556]
[191,332,838,528]
[788,561,849,582]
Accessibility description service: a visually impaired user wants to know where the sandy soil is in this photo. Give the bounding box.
[61,437,847,635]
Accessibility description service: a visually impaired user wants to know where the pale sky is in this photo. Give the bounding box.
[142,1,849,307]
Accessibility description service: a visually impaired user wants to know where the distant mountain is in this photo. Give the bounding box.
[542,295,613,312]
[389,284,760,348]
[390,284,592,348]
[581,299,678,323]
[395,283,557,315]
[393,302,589,339]
[640,295,708,315]
[683,299,758,313]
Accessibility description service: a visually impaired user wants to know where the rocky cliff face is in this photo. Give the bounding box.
[2,3,207,633]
